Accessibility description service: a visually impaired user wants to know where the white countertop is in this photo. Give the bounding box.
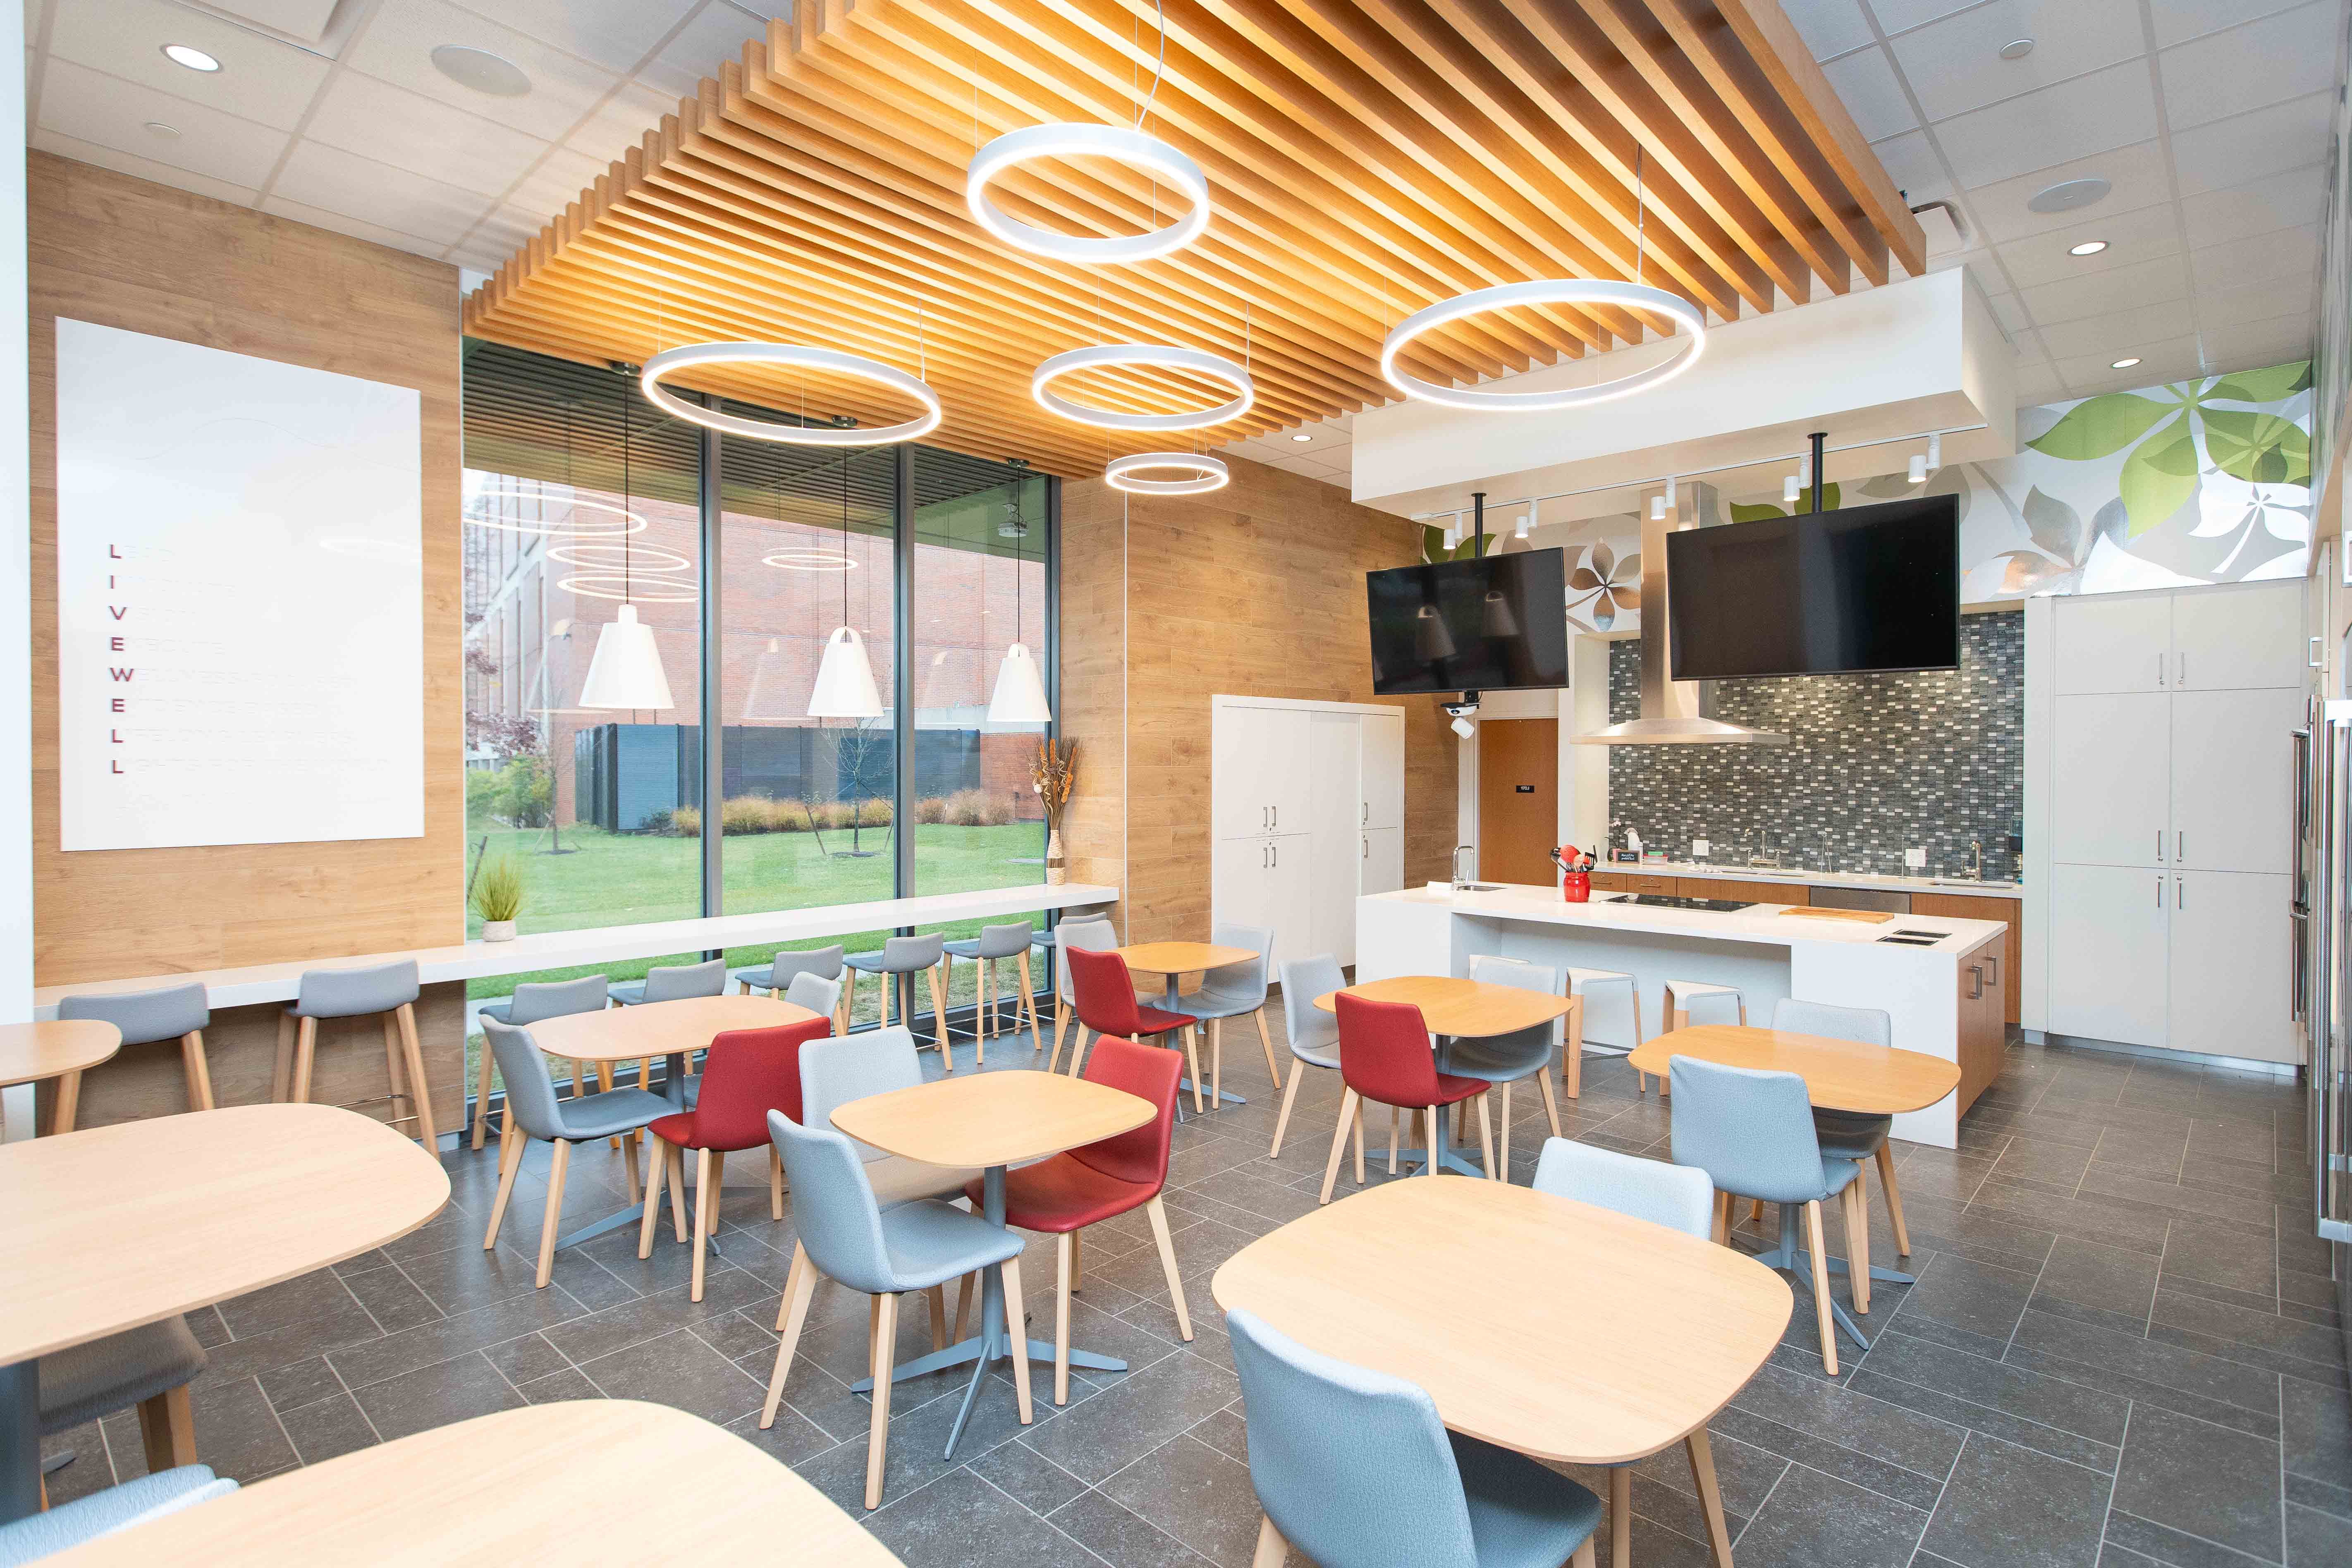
[1597,860,2027,900]
[1379,882,2005,955]
[31,884,1120,1016]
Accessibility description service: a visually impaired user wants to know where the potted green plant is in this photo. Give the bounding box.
[471,855,526,942]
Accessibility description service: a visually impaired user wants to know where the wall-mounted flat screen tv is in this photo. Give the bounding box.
[1664,495,1960,679]
[1366,547,1569,695]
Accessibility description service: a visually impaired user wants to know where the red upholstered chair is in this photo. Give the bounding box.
[1064,944,1205,1109]
[638,1018,831,1300]
[968,1035,1190,1404]
[1319,992,1495,1204]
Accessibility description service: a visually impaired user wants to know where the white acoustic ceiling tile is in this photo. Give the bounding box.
[2049,333,2204,390]
[28,127,261,206]
[2199,314,2316,372]
[2179,163,2328,249]
[1890,0,2146,124]
[1963,138,2172,243]
[2151,0,2319,46]
[2158,2,2342,131]
[563,80,677,160]
[2170,92,2337,196]
[2017,253,2190,325]
[504,146,614,226]
[1983,291,2032,335]
[2012,360,2065,404]
[1867,130,1953,207]
[447,0,695,75]
[637,2,767,97]
[1993,201,2183,287]
[2036,300,2198,360]
[48,0,332,130]
[1819,48,1918,141]
[1268,454,1343,482]
[37,58,289,188]
[1866,0,1981,29]
[731,1,794,20]
[2189,224,2323,289]
[257,195,445,259]
[270,138,492,247]
[305,71,550,199]
[2198,276,2318,330]
[347,0,621,143]
[1931,61,2159,189]
[1781,0,1876,60]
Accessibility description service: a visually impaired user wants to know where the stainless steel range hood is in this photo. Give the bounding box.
[1574,485,1786,746]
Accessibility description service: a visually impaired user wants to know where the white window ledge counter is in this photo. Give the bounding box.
[1358,884,2005,1148]
[32,884,1120,1015]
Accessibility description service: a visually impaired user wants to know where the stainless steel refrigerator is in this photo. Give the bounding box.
[2300,700,2351,1365]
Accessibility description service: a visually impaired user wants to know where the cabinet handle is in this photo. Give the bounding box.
[2155,875,2162,908]
[2176,874,2184,908]
[1362,835,1368,859]
[2177,830,2184,862]
[1983,954,1999,985]
[2156,652,2165,686]
[1967,964,1984,999]
[2178,651,2186,685]
[2311,635,2324,669]
[1272,841,1279,868]
[2156,831,2164,863]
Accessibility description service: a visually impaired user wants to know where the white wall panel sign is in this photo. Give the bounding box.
[54,318,424,851]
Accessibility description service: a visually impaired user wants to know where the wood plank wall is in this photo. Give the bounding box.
[26,156,465,1127]
[1059,457,1457,943]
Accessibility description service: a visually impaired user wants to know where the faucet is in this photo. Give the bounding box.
[1967,840,1984,880]
[1750,827,1776,868]
[1452,845,1479,890]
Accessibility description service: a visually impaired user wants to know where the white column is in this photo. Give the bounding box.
[0,0,33,1140]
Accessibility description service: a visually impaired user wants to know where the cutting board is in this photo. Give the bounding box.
[1778,906,1898,925]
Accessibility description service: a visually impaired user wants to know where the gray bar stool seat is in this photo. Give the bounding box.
[939,923,1040,1060]
[56,982,214,1119]
[842,934,950,1063]
[273,960,437,1150]
[38,1317,205,1476]
[468,975,610,1150]
[606,958,726,1105]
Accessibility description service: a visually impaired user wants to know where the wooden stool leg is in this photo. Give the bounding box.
[1876,1142,1912,1255]
[292,1017,318,1104]
[181,1030,215,1112]
[136,1385,197,1472]
[760,1243,819,1428]
[271,1012,295,1102]
[927,963,951,1064]
[1054,1231,1075,1405]
[864,1291,900,1509]
[1565,995,1584,1100]
[50,1071,81,1137]
[536,1138,571,1288]
[1318,1088,1360,1204]
[470,1029,495,1150]
[395,1004,438,1149]
[1019,951,1044,1053]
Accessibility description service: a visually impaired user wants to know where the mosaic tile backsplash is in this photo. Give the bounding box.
[1604,609,2023,882]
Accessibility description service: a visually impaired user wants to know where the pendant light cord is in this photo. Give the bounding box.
[619,370,632,605]
[1136,0,1166,128]
[1635,144,1646,284]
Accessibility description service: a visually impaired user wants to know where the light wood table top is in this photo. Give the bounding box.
[0,1021,120,1089]
[831,1069,1154,1170]
[1312,975,1574,1039]
[1212,1178,1790,1464]
[0,1104,449,1364]
[1112,942,1256,976]
[48,1400,905,1566]
[521,995,819,1064]
[1629,1024,1960,1115]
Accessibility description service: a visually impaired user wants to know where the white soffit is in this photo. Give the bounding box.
[1350,270,2014,520]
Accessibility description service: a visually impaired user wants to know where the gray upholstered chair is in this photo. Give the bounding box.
[609,956,727,1006]
[760,1107,1030,1510]
[480,1017,671,1287]
[1448,955,1568,1181]
[1226,1306,1601,1568]
[1772,997,1911,1260]
[940,922,1039,1060]
[1668,1055,1867,1373]
[38,1318,206,1481]
[1177,923,1280,1107]
[796,1028,980,1209]
[0,1467,235,1564]
[1271,954,1348,1159]
[274,960,436,1150]
[782,970,842,1024]
[56,982,213,1118]
[1045,917,1119,1073]
[1531,1138,1714,1240]
[843,934,950,1061]
[731,946,847,1030]
[469,974,611,1150]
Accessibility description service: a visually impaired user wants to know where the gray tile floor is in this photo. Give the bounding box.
[42,1012,2351,1568]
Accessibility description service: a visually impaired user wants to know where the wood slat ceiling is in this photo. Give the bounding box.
[463,0,1924,479]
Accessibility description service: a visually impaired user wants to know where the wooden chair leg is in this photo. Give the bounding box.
[536,1138,571,1288]
[470,1029,496,1151]
[1573,1540,1596,1568]
[927,963,951,1065]
[1499,1080,1513,1181]
[770,1144,786,1219]
[619,1131,642,1207]
[1564,995,1584,1100]
[1268,1061,1306,1156]
[1318,1087,1360,1204]
[50,1071,81,1137]
[954,1273,976,1343]
[1611,1466,1632,1568]
[597,1062,621,1151]
[864,1291,900,1509]
[844,968,858,1031]
[761,1243,819,1427]
[691,1146,721,1303]
[395,1004,438,1149]
[1049,1001,1070,1073]
[135,1384,197,1472]
[1071,1027,1095,1080]
[999,1256,1035,1422]
[1389,1105,1401,1173]
[1183,1027,1205,1114]
[381,1013,410,1128]
[1535,1062,1562,1137]
[1054,1231,1076,1405]
[1711,1190,1733,1245]
[1424,1108,1443,1177]
[1352,1097,1367,1186]
[1805,1199,1838,1375]
[1210,1017,1224,1108]
[272,1012,295,1102]
[1071,1229,1083,1292]
[878,969,890,1028]
[1253,1007,1283,1089]
[638,1135,667,1258]
[291,1016,317,1104]
[1688,1428,1734,1568]
[1475,1092,1496,1178]
[927,1284,949,1351]
[181,1030,215,1112]
[1876,1142,1912,1255]
[666,1143,689,1241]
[485,1118,524,1249]
[1845,1176,1872,1314]
[1145,1195,1191,1341]
[1253,1514,1289,1568]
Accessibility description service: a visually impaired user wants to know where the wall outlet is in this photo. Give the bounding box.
[1905,847,1927,869]
[1692,839,1709,858]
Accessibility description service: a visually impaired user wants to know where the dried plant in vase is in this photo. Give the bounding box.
[1033,739,1078,885]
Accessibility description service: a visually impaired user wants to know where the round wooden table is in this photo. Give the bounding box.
[0,1103,450,1522]
[41,1400,906,1565]
[0,1021,121,1143]
[1214,1178,1790,1568]
[1112,942,1257,1107]
[829,1070,1153,1458]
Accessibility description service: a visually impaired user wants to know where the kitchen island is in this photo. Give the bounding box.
[1358,883,2008,1147]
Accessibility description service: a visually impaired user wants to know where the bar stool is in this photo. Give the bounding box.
[1045,918,1119,1072]
[1564,967,1642,1100]
[468,975,610,1150]
[274,960,437,1149]
[1654,980,1746,1095]
[940,922,1040,1062]
[843,934,950,1063]
[731,946,848,1032]
[55,981,214,1114]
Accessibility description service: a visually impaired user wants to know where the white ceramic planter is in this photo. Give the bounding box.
[482,920,517,943]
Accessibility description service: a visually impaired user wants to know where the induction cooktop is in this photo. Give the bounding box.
[1603,893,1759,913]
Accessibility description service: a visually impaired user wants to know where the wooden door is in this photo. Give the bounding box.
[2050,693,2170,866]
[2170,582,2306,692]
[2047,863,2169,1048]
[2170,686,2302,874]
[1477,719,1558,885]
[2053,593,2170,694]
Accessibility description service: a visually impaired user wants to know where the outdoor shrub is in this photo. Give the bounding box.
[915,796,947,824]
[722,796,774,834]
[668,806,702,837]
[860,797,894,825]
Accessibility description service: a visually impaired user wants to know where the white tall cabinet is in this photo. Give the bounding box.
[1211,696,1408,969]
[2028,580,2307,1064]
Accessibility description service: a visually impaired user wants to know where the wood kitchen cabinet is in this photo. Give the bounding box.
[1590,870,1677,894]
[1912,893,2021,1024]
[1676,877,1809,906]
[1956,940,2006,1116]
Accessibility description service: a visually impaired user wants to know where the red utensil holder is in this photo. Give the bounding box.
[1561,870,1590,902]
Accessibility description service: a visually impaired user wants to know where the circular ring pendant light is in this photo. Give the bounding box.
[1380,279,1706,411]
[639,343,942,446]
[1031,342,1253,430]
[761,547,859,572]
[967,123,1209,264]
[1105,452,1229,495]
[547,540,691,572]
[463,485,647,537]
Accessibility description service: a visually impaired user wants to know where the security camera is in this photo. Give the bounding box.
[1444,697,1479,741]
[1450,714,1476,741]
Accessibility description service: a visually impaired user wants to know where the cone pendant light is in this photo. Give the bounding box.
[576,371,675,711]
[809,451,883,719]
[987,470,1052,723]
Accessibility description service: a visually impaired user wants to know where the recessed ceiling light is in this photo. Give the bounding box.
[1998,37,2035,60]
[430,44,531,98]
[1290,433,1312,442]
[2028,177,2111,215]
[160,43,220,72]
[2111,357,2142,370]
[2068,239,2109,256]
[141,121,180,139]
